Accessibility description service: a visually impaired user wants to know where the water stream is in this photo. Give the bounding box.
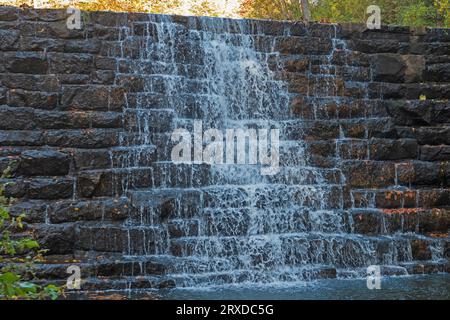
[103,14,448,289]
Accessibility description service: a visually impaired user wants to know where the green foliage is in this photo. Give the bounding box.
[2,0,236,17]
[240,0,305,20]
[190,0,221,17]
[399,2,437,27]
[0,167,62,300]
[3,0,448,26]
[241,0,450,27]
[1,0,152,13]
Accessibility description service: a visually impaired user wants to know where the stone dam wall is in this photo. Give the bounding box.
[0,7,449,290]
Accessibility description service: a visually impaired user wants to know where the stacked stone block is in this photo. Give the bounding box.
[0,7,448,289]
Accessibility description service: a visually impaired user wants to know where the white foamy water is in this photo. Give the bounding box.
[104,15,447,287]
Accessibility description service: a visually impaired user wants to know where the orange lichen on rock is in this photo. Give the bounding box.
[404,190,416,200]
[89,293,127,300]
[431,208,446,216]
[382,208,425,215]
[426,232,448,238]
[385,190,402,200]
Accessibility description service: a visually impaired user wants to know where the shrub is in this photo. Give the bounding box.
[0,167,62,300]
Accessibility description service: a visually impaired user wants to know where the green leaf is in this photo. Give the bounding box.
[19,282,38,293]
[0,169,62,300]
[22,239,40,250]
[44,285,60,300]
[0,272,20,283]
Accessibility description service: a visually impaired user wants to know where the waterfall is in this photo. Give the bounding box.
[105,14,447,288]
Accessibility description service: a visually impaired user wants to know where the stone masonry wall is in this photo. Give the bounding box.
[0,7,449,289]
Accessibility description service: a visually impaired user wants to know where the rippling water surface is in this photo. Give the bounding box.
[158,274,450,300]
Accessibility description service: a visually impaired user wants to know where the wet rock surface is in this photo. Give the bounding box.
[0,7,448,291]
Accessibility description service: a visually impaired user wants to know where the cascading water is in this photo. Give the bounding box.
[106,14,447,288]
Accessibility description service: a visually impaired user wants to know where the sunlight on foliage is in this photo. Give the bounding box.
[242,0,449,27]
[0,167,63,300]
[0,0,448,26]
[0,0,243,17]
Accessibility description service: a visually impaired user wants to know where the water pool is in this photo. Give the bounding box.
[157,274,450,300]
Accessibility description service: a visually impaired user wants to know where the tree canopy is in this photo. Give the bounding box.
[0,0,448,27]
[241,0,449,27]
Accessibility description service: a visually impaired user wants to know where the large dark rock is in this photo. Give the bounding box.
[48,53,93,74]
[21,8,68,22]
[369,138,418,160]
[61,86,110,111]
[283,57,310,73]
[0,6,19,21]
[351,210,382,235]
[34,110,121,129]
[35,223,76,254]
[7,89,58,109]
[424,63,450,82]
[1,74,60,91]
[2,178,28,198]
[411,161,443,186]
[76,225,126,252]
[366,119,398,139]
[44,129,119,148]
[94,57,117,70]
[403,55,426,82]
[342,160,395,188]
[411,239,432,261]
[420,145,450,161]
[0,106,36,130]
[9,200,48,223]
[19,149,71,176]
[418,189,450,208]
[50,198,129,223]
[275,37,332,55]
[77,171,113,198]
[0,29,20,50]
[27,178,73,199]
[372,54,407,82]
[6,52,49,74]
[0,130,43,146]
[64,39,101,54]
[415,126,450,145]
[386,100,450,126]
[350,39,408,54]
[33,19,88,39]
[116,75,145,92]
[374,190,416,209]
[73,149,111,170]
[1,178,73,200]
[417,209,450,234]
[92,70,115,85]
